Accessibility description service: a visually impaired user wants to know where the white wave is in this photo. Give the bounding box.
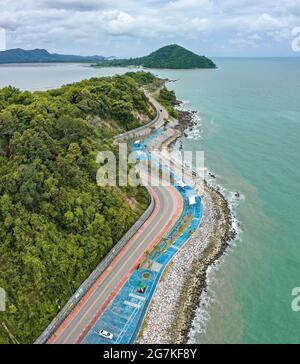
[181,100,191,105]
[176,103,203,142]
[172,103,243,342]
[187,289,213,340]
[186,171,243,342]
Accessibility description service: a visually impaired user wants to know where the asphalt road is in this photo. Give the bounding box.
[52,185,180,344]
[49,90,180,344]
[145,91,169,129]
[115,89,168,140]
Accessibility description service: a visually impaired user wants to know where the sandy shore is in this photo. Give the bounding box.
[138,106,236,344]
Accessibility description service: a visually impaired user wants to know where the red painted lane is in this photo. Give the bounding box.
[76,186,183,344]
[49,185,182,344]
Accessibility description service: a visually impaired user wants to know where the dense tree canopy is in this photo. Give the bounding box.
[96,44,216,69]
[158,87,178,118]
[0,72,155,343]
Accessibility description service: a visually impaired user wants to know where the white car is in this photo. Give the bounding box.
[99,329,113,340]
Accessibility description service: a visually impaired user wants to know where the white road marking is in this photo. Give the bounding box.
[124,301,141,309]
[129,293,146,301]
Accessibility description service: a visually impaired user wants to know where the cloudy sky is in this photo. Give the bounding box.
[0,0,300,57]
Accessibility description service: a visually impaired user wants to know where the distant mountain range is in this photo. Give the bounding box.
[0,48,112,64]
[0,45,216,69]
[95,44,216,69]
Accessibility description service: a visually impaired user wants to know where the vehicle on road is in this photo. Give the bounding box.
[99,329,113,340]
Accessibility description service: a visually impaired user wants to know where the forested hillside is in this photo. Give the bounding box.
[0,72,155,343]
[96,44,216,69]
[0,48,105,63]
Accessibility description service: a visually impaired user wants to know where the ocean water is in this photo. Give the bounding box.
[156,58,300,344]
[0,63,130,91]
[1,59,300,343]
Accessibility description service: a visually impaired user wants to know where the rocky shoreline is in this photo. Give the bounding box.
[169,182,236,343]
[138,104,236,344]
[176,101,198,134]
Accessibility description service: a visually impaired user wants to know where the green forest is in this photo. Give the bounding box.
[158,87,178,118]
[0,72,156,343]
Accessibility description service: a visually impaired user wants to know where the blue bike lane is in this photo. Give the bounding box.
[82,130,203,344]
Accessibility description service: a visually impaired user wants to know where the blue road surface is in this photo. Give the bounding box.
[83,131,203,344]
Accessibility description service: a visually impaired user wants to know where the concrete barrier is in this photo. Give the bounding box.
[35,192,154,344]
[115,91,162,141]
[35,90,160,344]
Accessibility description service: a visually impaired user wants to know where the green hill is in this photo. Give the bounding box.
[95,44,216,69]
[0,48,106,64]
[0,72,156,343]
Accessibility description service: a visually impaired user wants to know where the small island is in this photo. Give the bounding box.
[94,44,216,70]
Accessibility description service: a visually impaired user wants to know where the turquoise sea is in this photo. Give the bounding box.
[1,58,299,343]
[157,58,300,344]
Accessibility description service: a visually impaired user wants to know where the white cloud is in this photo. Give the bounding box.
[0,0,299,56]
[102,10,135,36]
[246,13,286,32]
[167,0,214,11]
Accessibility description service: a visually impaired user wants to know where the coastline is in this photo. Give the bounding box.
[169,182,235,343]
[138,102,236,344]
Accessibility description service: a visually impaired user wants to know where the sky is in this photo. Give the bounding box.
[0,0,300,57]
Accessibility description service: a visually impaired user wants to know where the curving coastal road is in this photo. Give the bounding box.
[48,92,182,344]
[50,186,181,344]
